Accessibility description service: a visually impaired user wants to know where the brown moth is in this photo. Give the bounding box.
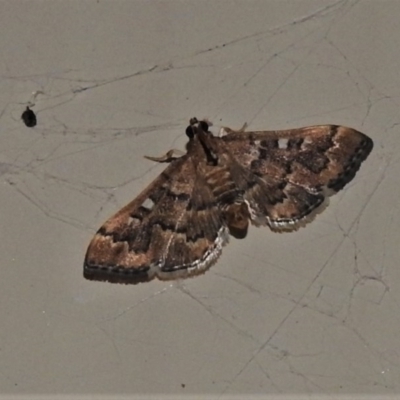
[84,118,373,284]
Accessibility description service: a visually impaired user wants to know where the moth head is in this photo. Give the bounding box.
[185,117,210,139]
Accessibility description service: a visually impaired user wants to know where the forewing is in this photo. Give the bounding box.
[221,125,373,229]
[84,156,227,284]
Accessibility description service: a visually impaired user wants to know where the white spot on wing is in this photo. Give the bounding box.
[278,138,288,149]
[142,197,155,210]
[219,127,229,137]
[302,136,313,149]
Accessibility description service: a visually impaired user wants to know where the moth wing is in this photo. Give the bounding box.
[84,156,228,284]
[221,125,373,230]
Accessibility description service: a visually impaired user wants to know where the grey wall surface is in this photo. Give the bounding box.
[0,1,396,398]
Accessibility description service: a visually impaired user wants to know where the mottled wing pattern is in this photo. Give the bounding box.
[84,119,373,284]
[84,155,228,284]
[220,125,373,230]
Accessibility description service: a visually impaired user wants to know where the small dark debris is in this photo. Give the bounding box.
[21,106,37,127]
[181,383,185,388]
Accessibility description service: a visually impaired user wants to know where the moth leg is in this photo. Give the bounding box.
[144,149,185,163]
[219,122,248,137]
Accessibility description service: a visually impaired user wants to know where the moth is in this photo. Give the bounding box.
[84,118,373,284]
